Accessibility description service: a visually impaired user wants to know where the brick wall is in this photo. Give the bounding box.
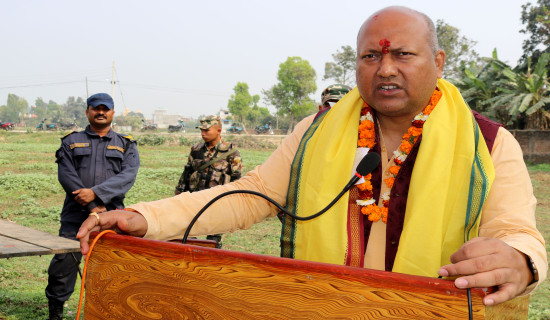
[510,130,550,164]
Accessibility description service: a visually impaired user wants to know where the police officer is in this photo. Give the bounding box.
[174,115,242,248]
[46,93,140,320]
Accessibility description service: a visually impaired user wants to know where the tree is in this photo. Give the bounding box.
[63,96,87,127]
[485,52,550,129]
[114,112,144,130]
[246,95,271,126]
[435,19,480,79]
[520,0,550,65]
[0,94,28,123]
[33,97,48,121]
[227,82,254,130]
[323,45,356,87]
[45,100,63,123]
[457,50,550,129]
[263,57,317,131]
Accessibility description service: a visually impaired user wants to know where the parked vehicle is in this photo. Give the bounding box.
[36,119,58,131]
[58,120,77,131]
[0,122,15,130]
[168,120,185,133]
[254,121,273,134]
[141,119,158,132]
[227,123,243,134]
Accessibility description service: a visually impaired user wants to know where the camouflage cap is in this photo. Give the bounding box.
[196,115,222,129]
[321,84,352,105]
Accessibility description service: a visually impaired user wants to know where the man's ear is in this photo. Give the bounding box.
[435,49,446,78]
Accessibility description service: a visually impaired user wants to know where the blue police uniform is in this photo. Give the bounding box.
[45,125,140,304]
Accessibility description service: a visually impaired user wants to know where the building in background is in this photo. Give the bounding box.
[218,109,232,132]
[152,109,185,129]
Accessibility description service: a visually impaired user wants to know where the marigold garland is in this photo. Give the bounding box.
[356,89,442,223]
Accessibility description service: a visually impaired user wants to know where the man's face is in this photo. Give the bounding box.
[86,105,114,128]
[200,125,221,145]
[356,9,445,118]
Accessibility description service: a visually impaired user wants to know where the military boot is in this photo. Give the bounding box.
[206,234,222,248]
[48,299,64,320]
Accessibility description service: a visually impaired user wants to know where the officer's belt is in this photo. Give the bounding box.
[198,148,238,171]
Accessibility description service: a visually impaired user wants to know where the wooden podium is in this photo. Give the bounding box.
[84,233,529,319]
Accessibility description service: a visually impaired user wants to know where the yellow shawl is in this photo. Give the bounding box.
[282,79,495,277]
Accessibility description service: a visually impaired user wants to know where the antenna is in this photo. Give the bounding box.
[111,61,116,97]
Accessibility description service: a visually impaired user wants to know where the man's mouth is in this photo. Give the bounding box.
[379,85,399,91]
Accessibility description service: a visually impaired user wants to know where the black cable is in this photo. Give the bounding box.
[182,187,355,244]
[438,275,473,319]
[71,252,82,279]
[467,288,473,320]
[182,152,381,244]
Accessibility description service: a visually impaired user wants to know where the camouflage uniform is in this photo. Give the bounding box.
[317,84,353,113]
[175,139,242,193]
[321,84,353,104]
[175,115,242,247]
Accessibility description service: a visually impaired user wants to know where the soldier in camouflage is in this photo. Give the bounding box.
[175,115,242,247]
[319,84,353,111]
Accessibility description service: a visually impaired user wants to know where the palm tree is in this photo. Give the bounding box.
[485,52,550,129]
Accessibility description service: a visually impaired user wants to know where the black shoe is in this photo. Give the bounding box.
[48,300,64,320]
[206,234,222,248]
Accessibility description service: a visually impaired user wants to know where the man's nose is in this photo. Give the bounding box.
[376,55,398,78]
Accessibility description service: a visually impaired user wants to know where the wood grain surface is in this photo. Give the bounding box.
[84,233,528,319]
[0,219,80,258]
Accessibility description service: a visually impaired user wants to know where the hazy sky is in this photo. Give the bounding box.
[0,0,529,119]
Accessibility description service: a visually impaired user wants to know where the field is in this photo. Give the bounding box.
[0,131,548,319]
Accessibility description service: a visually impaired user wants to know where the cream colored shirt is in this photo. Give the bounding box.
[130,115,547,289]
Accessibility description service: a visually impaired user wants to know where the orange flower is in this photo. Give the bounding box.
[389,165,400,176]
[368,206,382,222]
[381,207,388,223]
[400,141,413,153]
[359,127,375,139]
[407,126,422,137]
[357,179,373,191]
[356,90,440,225]
[385,177,395,188]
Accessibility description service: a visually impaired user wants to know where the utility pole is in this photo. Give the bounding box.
[85,76,89,98]
[111,61,116,97]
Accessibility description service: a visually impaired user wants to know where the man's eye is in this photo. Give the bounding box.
[362,54,378,59]
[397,52,413,56]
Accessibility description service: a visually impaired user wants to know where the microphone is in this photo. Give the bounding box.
[182,152,381,243]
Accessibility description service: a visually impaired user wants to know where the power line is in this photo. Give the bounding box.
[0,80,83,89]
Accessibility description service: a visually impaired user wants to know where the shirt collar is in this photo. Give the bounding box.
[85,125,114,139]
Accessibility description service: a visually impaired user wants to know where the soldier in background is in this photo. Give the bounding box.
[174,115,242,248]
[319,84,353,112]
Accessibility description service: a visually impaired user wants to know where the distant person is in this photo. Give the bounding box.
[46,93,140,320]
[319,84,352,111]
[174,115,242,248]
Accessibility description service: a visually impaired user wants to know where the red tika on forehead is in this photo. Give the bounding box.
[373,15,379,20]
[379,38,391,54]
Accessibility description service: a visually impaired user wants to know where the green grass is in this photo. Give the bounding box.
[0,131,549,319]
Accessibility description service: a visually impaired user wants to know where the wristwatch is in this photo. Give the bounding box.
[526,254,539,285]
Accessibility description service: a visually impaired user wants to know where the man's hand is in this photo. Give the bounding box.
[438,237,532,306]
[72,188,96,205]
[76,210,148,255]
[90,205,107,213]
